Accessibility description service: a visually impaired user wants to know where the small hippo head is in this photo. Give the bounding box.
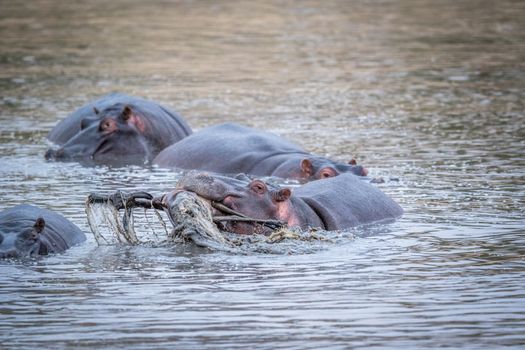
[0,217,45,259]
[299,157,368,181]
[45,104,153,166]
[163,172,293,235]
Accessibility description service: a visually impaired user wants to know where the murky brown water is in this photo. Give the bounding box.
[1,0,524,349]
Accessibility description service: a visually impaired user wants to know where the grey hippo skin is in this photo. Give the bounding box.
[0,205,86,259]
[45,93,192,166]
[153,123,367,181]
[160,172,403,235]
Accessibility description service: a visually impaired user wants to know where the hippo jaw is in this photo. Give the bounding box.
[162,189,271,235]
[210,202,276,235]
[0,218,44,259]
[0,233,23,258]
[0,242,41,259]
[171,173,292,235]
[45,105,153,165]
[46,127,151,165]
[9,239,41,258]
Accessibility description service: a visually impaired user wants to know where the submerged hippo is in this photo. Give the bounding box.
[153,123,367,181]
[159,172,403,235]
[46,93,192,166]
[0,205,86,259]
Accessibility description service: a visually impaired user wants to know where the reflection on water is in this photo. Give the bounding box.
[1,0,524,349]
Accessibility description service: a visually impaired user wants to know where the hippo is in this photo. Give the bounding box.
[153,123,367,181]
[0,205,86,259]
[158,172,403,235]
[45,93,192,166]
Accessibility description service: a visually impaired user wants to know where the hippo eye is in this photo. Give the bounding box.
[250,180,267,194]
[319,167,337,179]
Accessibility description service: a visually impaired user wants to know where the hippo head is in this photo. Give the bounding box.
[299,157,368,181]
[0,217,44,259]
[45,104,153,166]
[162,172,293,235]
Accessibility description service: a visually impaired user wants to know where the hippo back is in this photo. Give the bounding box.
[48,92,192,145]
[295,174,403,230]
[154,123,306,173]
[0,205,86,255]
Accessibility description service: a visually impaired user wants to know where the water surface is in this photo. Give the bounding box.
[1,0,524,349]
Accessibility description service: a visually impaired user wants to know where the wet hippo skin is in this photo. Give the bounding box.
[153,123,367,181]
[0,205,86,259]
[160,172,403,235]
[46,93,192,166]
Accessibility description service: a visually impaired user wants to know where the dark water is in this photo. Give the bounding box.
[1,0,524,349]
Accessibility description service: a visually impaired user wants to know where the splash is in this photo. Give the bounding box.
[85,190,340,254]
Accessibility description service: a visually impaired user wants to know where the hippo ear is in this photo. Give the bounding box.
[121,105,133,121]
[93,107,100,115]
[120,106,146,132]
[33,217,45,234]
[348,159,357,165]
[273,188,291,202]
[301,159,313,177]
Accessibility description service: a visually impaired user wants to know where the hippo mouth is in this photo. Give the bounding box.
[0,243,40,259]
[211,199,284,235]
[166,190,286,235]
[168,172,284,234]
[0,249,18,259]
[87,190,286,237]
